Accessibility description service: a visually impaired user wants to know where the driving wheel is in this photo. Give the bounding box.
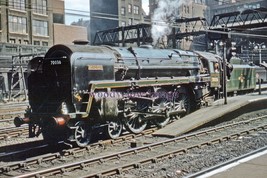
[74,121,91,147]
[152,89,171,128]
[124,114,147,134]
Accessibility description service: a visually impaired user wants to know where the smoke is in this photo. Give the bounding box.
[151,0,187,45]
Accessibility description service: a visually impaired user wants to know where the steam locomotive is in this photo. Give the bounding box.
[14,44,256,147]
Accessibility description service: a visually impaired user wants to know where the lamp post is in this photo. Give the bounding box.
[223,41,227,104]
[219,40,227,105]
[254,43,266,65]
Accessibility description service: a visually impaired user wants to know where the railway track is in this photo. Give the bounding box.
[0,119,13,124]
[0,127,157,175]
[0,140,47,159]
[0,111,25,120]
[0,102,28,120]
[2,115,267,177]
[0,126,28,140]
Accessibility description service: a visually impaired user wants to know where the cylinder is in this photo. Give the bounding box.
[52,117,67,127]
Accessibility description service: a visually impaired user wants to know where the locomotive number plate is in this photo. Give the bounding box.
[88,65,103,71]
[50,60,62,65]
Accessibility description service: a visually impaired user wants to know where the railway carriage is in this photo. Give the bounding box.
[226,57,256,95]
[196,51,256,97]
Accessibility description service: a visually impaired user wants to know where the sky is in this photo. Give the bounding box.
[143,0,149,15]
[65,0,150,25]
[65,0,90,25]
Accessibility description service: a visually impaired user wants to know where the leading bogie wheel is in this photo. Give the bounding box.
[105,120,123,139]
[74,121,91,147]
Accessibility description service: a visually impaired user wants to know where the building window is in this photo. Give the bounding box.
[32,20,48,36]
[42,41,48,46]
[34,41,40,45]
[128,18,133,25]
[183,5,189,14]
[24,40,29,44]
[121,21,126,26]
[32,0,47,15]
[128,4,132,13]
[121,7,126,15]
[9,0,25,11]
[8,15,27,33]
[194,0,206,4]
[134,5,139,14]
[53,13,64,24]
[9,39,16,43]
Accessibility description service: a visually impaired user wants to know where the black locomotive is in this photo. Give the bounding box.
[14,44,256,146]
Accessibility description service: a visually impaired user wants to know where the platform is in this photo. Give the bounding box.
[152,91,267,137]
[197,147,267,178]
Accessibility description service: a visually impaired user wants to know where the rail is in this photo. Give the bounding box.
[4,115,267,177]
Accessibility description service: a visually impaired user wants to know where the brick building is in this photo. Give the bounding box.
[0,0,87,100]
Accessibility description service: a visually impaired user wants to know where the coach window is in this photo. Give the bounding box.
[214,62,219,73]
[199,57,209,74]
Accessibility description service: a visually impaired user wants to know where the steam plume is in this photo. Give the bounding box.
[151,0,187,45]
